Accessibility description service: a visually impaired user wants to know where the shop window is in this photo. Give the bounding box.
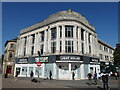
[6,66,12,74]
[35,67,42,76]
[22,67,27,75]
[16,67,20,75]
[29,67,33,75]
[59,65,61,68]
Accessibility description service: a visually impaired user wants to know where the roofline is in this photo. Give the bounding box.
[20,19,96,35]
[5,39,17,47]
[98,39,115,50]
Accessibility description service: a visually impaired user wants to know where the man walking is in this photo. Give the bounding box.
[30,70,34,81]
[93,72,97,85]
[72,72,75,80]
[49,71,52,80]
[102,74,109,90]
[87,73,92,85]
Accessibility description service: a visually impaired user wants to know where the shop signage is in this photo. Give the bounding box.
[90,58,99,62]
[59,56,81,61]
[35,57,48,62]
[18,58,28,64]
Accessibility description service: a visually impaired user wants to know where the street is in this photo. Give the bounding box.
[2,75,119,90]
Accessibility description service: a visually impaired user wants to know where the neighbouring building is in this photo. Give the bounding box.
[14,9,114,80]
[3,39,17,77]
[98,39,114,73]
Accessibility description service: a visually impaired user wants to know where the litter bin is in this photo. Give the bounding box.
[4,73,8,78]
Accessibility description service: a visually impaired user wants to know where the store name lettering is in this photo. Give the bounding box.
[60,56,81,61]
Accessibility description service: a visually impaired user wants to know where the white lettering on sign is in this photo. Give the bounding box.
[60,56,81,61]
[18,58,28,64]
[91,59,99,62]
[35,57,48,62]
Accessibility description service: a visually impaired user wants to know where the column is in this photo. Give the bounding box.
[86,32,89,55]
[26,36,29,56]
[62,25,65,53]
[83,31,86,55]
[48,28,51,54]
[42,63,45,77]
[69,63,72,80]
[53,63,56,79]
[43,30,47,55]
[56,26,60,54]
[78,27,81,54]
[73,26,77,53]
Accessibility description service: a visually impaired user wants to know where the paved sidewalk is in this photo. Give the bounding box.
[2,76,119,89]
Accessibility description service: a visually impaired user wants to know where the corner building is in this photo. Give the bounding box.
[14,10,102,80]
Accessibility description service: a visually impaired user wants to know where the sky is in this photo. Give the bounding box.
[2,2,118,55]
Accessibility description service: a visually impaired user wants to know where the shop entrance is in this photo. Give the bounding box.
[6,66,12,74]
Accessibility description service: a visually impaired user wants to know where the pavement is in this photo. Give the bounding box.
[1,75,120,89]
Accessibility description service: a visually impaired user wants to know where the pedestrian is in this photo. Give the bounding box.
[49,71,52,80]
[15,70,19,81]
[30,70,34,81]
[72,72,75,80]
[93,72,97,85]
[87,73,92,85]
[102,74,109,90]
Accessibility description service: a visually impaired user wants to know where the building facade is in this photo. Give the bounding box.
[14,10,113,80]
[3,39,17,77]
[98,39,114,73]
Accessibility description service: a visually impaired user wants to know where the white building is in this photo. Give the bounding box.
[14,9,114,80]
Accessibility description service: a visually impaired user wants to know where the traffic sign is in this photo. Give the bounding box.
[36,62,41,67]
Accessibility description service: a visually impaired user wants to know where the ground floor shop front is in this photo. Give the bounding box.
[14,55,100,80]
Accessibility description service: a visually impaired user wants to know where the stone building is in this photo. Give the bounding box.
[3,39,17,77]
[98,39,114,73]
[14,9,114,80]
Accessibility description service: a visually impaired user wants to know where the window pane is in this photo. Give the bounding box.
[22,67,27,75]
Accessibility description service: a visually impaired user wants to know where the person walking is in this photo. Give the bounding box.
[49,71,52,80]
[15,70,19,81]
[72,72,75,80]
[114,72,118,80]
[93,72,97,85]
[30,70,34,81]
[87,73,92,85]
[102,74,109,90]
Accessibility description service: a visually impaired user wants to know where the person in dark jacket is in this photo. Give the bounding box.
[49,71,52,80]
[72,72,75,80]
[87,73,92,85]
[30,71,34,81]
[102,74,109,90]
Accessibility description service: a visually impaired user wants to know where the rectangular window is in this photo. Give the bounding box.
[31,46,34,55]
[51,42,56,53]
[29,67,33,75]
[88,33,91,43]
[10,44,14,48]
[24,47,26,56]
[51,27,57,40]
[65,40,73,53]
[24,37,27,46]
[9,52,12,59]
[76,26,78,39]
[40,44,44,55]
[59,26,62,38]
[22,67,27,75]
[82,42,84,54]
[65,26,73,38]
[89,45,91,53]
[31,34,35,44]
[60,41,62,53]
[41,31,44,42]
[81,28,84,41]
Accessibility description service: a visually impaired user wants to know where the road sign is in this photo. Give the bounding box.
[36,62,41,67]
